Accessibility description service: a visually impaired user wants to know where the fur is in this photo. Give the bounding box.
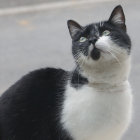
[61,81,132,140]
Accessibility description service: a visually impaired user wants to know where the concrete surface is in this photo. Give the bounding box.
[0,0,69,9]
[0,0,140,139]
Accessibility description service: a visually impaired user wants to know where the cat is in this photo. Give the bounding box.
[0,5,132,140]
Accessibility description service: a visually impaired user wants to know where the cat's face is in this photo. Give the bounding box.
[68,5,131,68]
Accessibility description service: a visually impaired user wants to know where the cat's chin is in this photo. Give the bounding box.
[77,51,131,85]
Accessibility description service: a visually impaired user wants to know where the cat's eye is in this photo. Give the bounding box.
[79,37,87,43]
[102,30,110,36]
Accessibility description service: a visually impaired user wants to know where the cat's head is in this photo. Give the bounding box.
[67,5,131,84]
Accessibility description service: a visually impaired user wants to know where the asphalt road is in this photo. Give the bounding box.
[0,0,140,139]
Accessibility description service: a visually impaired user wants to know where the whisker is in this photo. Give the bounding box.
[106,49,121,65]
[109,47,122,54]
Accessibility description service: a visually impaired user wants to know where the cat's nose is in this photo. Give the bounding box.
[89,37,98,44]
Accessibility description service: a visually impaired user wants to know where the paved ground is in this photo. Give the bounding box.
[0,0,69,9]
[0,0,140,139]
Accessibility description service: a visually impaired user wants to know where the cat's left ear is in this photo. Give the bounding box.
[109,5,126,31]
[67,20,82,39]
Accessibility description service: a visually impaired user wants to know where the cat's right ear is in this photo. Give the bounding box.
[67,20,82,39]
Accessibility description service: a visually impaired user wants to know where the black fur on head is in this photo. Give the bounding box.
[67,5,131,63]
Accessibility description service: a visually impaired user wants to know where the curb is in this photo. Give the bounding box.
[0,0,114,16]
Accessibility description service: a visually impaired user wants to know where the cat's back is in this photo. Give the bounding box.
[0,68,67,104]
[0,68,69,140]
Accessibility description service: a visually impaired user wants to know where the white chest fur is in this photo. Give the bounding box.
[61,81,132,140]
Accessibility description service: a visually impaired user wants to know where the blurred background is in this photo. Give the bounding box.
[0,0,139,139]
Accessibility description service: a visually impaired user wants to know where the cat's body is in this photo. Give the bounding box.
[0,5,132,140]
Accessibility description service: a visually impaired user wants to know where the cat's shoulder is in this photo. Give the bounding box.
[0,67,69,99]
[14,67,67,85]
[24,67,68,80]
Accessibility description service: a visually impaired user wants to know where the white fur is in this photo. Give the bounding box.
[61,34,132,140]
[61,81,132,140]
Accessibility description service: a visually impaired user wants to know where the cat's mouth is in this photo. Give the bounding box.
[90,44,109,60]
[90,46,101,60]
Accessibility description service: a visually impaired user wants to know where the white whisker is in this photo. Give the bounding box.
[109,47,123,55]
[106,49,121,65]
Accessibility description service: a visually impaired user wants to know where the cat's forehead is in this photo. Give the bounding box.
[83,22,106,35]
[83,21,111,35]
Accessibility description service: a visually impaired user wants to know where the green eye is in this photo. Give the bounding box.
[102,30,110,36]
[79,37,87,42]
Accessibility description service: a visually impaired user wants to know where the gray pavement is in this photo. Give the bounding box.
[0,0,140,139]
[0,0,69,9]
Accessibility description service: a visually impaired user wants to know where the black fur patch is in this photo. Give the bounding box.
[70,68,88,88]
[90,47,101,60]
[0,68,72,140]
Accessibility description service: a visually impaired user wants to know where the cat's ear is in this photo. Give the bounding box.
[67,20,82,39]
[109,5,126,31]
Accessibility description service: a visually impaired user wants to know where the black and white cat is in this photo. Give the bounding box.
[0,5,132,140]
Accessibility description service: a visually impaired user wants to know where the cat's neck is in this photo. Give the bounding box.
[78,57,131,86]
